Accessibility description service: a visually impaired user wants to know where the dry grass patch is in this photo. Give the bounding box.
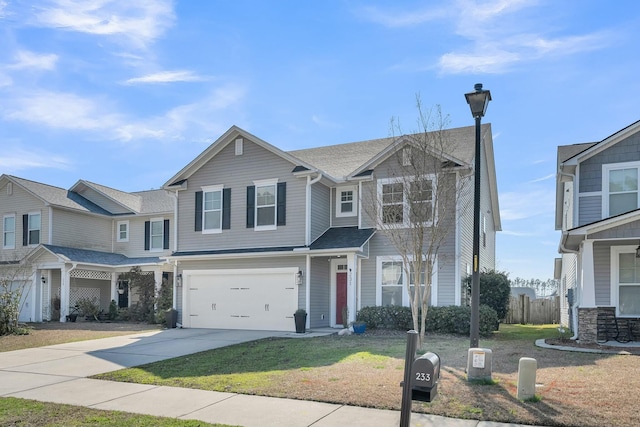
[0,321,161,352]
[95,325,640,427]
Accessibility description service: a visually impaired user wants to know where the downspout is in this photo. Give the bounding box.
[557,168,580,340]
[172,190,179,252]
[305,173,323,246]
[173,260,179,309]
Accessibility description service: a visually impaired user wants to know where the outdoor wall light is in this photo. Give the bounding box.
[296,270,303,285]
[176,273,183,287]
[117,282,125,295]
[41,276,46,284]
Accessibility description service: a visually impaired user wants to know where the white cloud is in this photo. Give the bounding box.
[123,70,206,85]
[7,50,58,70]
[529,173,555,183]
[500,187,554,221]
[356,5,447,28]
[0,147,71,171]
[31,0,175,48]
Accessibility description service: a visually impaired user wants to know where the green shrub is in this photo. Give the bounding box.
[464,270,511,322]
[76,297,100,321]
[426,304,498,337]
[108,300,118,321]
[356,305,413,330]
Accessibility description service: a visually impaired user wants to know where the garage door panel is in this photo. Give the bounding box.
[185,269,298,331]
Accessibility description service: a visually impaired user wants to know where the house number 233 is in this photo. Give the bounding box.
[415,372,431,382]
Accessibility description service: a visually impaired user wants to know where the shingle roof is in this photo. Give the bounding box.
[309,227,375,250]
[7,176,111,215]
[557,143,597,164]
[288,124,480,179]
[42,244,162,266]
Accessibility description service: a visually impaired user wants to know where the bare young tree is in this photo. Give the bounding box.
[363,98,472,347]
[0,259,33,335]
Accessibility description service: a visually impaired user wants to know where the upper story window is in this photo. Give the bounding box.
[336,186,357,217]
[117,220,129,242]
[246,179,286,231]
[378,176,434,227]
[3,214,15,249]
[604,162,640,217]
[203,185,223,233]
[23,212,40,246]
[145,218,169,251]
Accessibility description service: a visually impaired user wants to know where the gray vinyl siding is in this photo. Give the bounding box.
[579,132,640,193]
[332,187,359,227]
[458,176,474,299]
[479,147,497,272]
[309,256,330,328]
[593,241,612,306]
[0,182,49,259]
[113,215,173,258]
[176,255,307,312]
[578,196,601,226]
[310,184,330,242]
[590,219,640,239]
[51,209,111,251]
[436,230,457,306]
[177,139,306,252]
[559,253,577,328]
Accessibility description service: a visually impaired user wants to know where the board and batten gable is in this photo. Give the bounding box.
[51,208,111,252]
[176,136,307,252]
[0,180,49,259]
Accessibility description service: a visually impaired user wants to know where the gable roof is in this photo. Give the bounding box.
[70,180,173,215]
[560,119,640,166]
[33,244,164,267]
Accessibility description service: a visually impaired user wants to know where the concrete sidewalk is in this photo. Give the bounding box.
[0,328,547,427]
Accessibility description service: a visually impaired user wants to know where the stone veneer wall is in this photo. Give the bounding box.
[577,307,600,343]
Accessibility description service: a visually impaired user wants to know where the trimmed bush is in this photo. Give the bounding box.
[357,304,498,337]
[464,270,511,322]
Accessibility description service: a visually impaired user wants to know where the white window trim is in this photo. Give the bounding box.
[377,175,435,228]
[602,161,640,218]
[28,211,41,246]
[254,178,278,231]
[3,214,15,249]
[117,220,129,242]
[610,245,640,317]
[202,184,224,234]
[375,255,437,307]
[336,186,357,218]
[149,217,164,252]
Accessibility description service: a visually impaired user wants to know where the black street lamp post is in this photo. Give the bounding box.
[464,83,491,348]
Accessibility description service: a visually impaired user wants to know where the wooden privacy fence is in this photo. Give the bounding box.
[505,295,560,325]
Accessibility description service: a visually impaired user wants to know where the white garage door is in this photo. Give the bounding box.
[183,268,299,331]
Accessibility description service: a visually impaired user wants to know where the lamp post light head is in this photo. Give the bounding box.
[465,83,492,118]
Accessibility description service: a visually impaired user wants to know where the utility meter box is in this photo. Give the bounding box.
[410,352,440,402]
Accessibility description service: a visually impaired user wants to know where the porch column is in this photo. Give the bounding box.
[347,253,357,323]
[60,265,70,322]
[580,240,596,307]
[111,272,118,302]
[305,255,311,329]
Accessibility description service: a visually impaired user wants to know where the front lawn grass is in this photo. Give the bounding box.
[0,397,235,427]
[93,324,640,427]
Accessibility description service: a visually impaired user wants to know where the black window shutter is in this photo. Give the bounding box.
[22,214,28,246]
[195,191,203,231]
[246,185,255,228]
[163,219,170,249]
[222,188,231,230]
[144,221,150,251]
[277,182,286,226]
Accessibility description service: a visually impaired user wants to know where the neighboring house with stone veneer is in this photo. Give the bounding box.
[556,119,640,342]
[163,124,500,332]
[0,175,174,323]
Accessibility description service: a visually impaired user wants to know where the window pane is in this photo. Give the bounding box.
[257,185,276,206]
[619,253,640,283]
[257,206,275,226]
[382,204,403,224]
[151,221,163,234]
[619,285,640,315]
[29,214,40,229]
[204,211,221,229]
[382,183,403,203]
[341,191,353,202]
[204,191,221,210]
[29,230,40,245]
[610,169,638,192]
[382,262,402,285]
[382,286,402,306]
[610,193,637,216]
[341,202,353,213]
[4,217,15,232]
[151,235,162,249]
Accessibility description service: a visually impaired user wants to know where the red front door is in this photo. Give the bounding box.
[336,272,347,325]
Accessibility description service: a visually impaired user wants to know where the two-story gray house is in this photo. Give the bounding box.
[163,124,500,331]
[556,119,640,342]
[0,175,174,323]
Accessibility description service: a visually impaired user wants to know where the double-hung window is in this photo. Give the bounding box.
[612,247,640,316]
[117,221,129,242]
[378,176,434,227]
[255,179,277,230]
[336,186,357,217]
[377,256,435,307]
[203,185,223,233]
[27,212,40,245]
[3,214,15,249]
[604,163,640,217]
[150,219,164,251]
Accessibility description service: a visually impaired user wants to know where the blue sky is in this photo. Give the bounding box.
[1,1,640,281]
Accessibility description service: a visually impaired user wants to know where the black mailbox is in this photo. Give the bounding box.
[410,352,440,402]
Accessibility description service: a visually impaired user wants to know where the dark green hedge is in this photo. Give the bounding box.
[356,304,498,337]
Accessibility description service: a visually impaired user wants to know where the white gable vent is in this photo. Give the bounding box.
[6,182,12,195]
[235,138,244,156]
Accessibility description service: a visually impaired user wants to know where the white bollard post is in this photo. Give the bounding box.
[517,357,537,400]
